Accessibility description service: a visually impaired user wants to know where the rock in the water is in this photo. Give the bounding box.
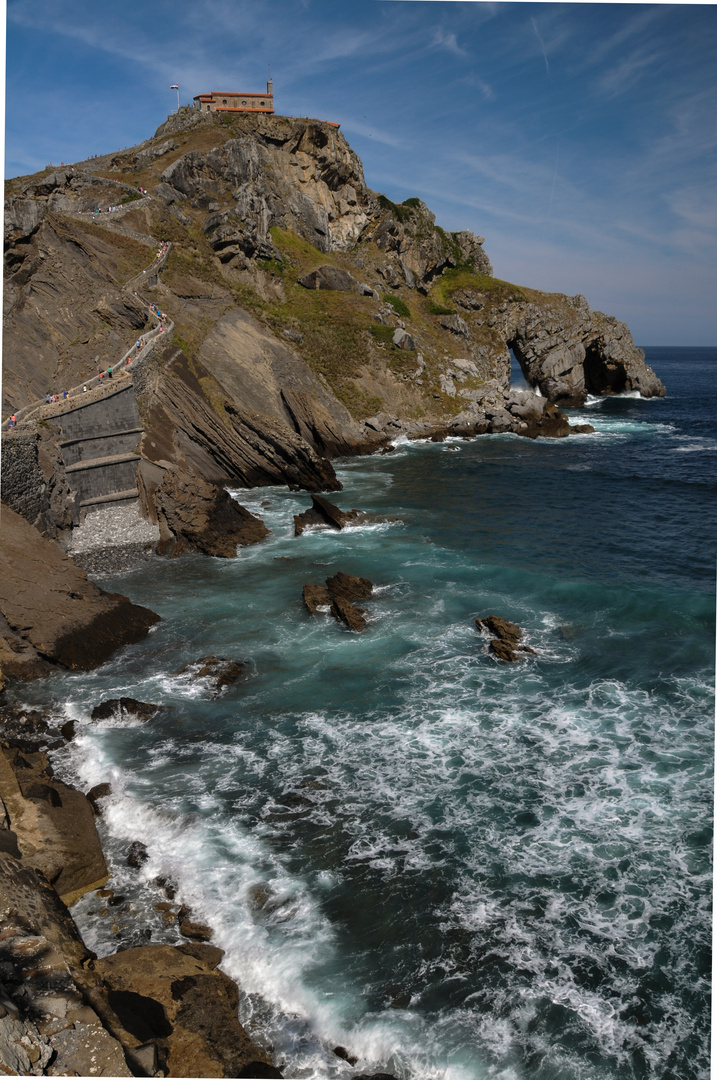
[476,615,522,645]
[126,840,149,868]
[326,572,373,603]
[179,917,213,942]
[330,597,367,632]
[489,638,519,663]
[177,656,250,689]
[86,782,111,815]
[298,265,358,291]
[294,493,361,535]
[303,584,332,613]
[154,468,270,558]
[91,698,161,722]
[476,615,533,663]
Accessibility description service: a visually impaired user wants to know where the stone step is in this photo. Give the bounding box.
[65,452,141,473]
[80,489,140,508]
[61,427,143,448]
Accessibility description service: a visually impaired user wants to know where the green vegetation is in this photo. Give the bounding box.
[369,324,396,345]
[382,293,411,318]
[430,267,527,309]
[426,301,455,316]
[401,197,422,209]
[120,191,142,205]
[377,194,414,224]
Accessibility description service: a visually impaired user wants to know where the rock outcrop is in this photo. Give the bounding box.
[93,944,282,1078]
[475,615,536,663]
[303,572,374,632]
[294,493,362,535]
[0,506,159,680]
[506,295,664,406]
[144,466,269,557]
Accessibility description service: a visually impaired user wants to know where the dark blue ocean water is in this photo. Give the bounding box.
[20,347,715,1080]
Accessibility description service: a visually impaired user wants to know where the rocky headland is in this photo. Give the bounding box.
[0,104,665,1076]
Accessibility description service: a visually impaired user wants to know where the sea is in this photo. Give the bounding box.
[16,346,715,1080]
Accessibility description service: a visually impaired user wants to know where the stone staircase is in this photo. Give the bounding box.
[3,239,175,519]
[55,383,144,511]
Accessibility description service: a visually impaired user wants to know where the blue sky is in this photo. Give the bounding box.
[5,1,717,344]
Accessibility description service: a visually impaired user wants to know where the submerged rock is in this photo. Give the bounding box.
[177,656,250,690]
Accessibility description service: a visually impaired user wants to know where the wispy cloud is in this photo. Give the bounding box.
[431,27,467,59]
[531,17,550,78]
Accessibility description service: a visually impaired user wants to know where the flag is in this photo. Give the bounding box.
[170,84,179,90]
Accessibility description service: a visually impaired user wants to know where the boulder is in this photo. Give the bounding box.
[437,313,469,337]
[179,917,213,942]
[93,944,282,1078]
[392,327,416,350]
[298,265,357,291]
[154,469,269,558]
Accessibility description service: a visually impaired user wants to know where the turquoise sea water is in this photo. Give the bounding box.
[20,347,715,1079]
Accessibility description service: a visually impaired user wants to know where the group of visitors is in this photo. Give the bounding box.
[7,414,17,429]
[154,241,170,262]
[45,391,69,404]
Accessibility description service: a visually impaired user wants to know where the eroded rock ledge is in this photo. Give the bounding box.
[0,505,159,687]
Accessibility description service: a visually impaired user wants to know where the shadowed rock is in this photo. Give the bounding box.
[94,944,282,1077]
[330,596,367,632]
[91,698,161,722]
[298,265,358,291]
[0,506,159,677]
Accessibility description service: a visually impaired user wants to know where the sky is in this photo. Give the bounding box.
[4,1,717,345]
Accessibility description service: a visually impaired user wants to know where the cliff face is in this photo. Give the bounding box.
[3,106,664,503]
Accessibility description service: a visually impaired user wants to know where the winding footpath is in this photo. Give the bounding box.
[4,231,174,432]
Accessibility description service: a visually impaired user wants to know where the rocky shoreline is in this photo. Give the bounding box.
[0,699,284,1077]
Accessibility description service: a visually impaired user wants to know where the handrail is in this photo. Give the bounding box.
[4,243,174,431]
